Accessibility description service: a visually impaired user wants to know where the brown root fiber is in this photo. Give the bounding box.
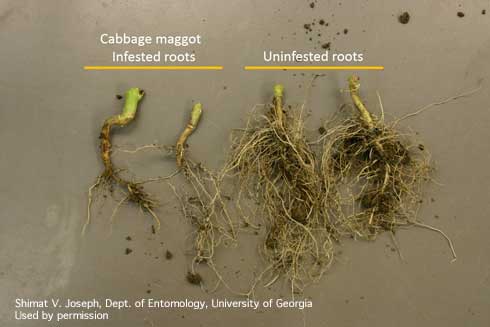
[171,103,239,293]
[83,88,159,235]
[224,85,334,292]
[322,76,431,240]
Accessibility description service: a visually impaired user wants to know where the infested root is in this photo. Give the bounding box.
[176,103,203,168]
[84,88,161,234]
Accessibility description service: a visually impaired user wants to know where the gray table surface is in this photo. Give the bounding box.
[1,1,489,326]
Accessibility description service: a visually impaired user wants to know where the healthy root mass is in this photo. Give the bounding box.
[223,85,334,293]
[321,76,456,260]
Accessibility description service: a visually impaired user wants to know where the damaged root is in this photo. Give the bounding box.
[171,103,239,293]
[176,103,203,168]
[84,88,159,234]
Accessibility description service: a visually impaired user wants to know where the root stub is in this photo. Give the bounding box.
[176,103,203,168]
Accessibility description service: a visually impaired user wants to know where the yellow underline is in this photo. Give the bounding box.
[84,66,223,71]
[244,66,384,70]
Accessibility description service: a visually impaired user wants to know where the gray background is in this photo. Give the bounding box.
[1,0,489,326]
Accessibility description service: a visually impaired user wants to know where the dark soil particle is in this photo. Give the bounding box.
[318,126,327,135]
[321,42,331,50]
[398,12,410,24]
[186,272,203,285]
[116,94,123,100]
[418,144,425,151]
[165,250,173,260]
[319,19,325,25]
[151,225,156,234]
[146,289,151,294]
[310,2,315,9]
[126,236,132,241]
[343,28,348,34]
[482,9,486,15]
[457,12,465,18]
[125,248,133,255]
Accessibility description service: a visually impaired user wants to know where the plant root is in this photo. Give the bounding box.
[176,103,203,168]
[170,103,241,293]
[224,84,334,293]
[321,76,445,247]
[84,88,160,234]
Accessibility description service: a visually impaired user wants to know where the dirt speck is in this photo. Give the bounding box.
[318,126,327,135]
[125,236,132,241]
[310,2,315,9]
[398,12,410,24]
[165,250,173,260]
[457,11,465,18]
[151,225,156,234]
[321,42,331,50]
[125,248,133,255]
[343,28,348,34]
[116,94,123,100]
[186,272,203,285]
[482,9,486,15]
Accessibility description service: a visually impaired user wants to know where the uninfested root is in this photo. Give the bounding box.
[321,75,456,261]
[224,84,334,292]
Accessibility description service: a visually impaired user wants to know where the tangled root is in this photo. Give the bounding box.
[224,85,334,293]
[323,116,431,239]
[322,76,431,240]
